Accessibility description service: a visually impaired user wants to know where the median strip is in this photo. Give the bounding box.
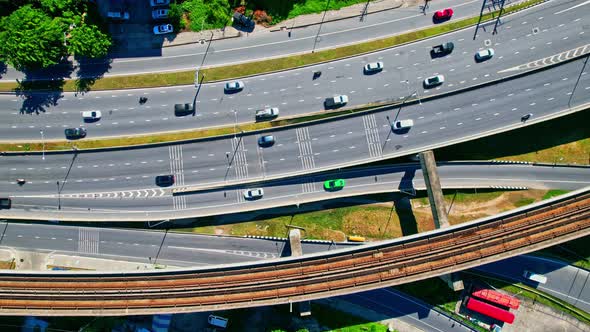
[0,0,546,93]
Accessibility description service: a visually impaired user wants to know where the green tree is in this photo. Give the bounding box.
[0,5,67,70]
[39,0,85,17]
[67,24,111,58]
[181,0,232,31]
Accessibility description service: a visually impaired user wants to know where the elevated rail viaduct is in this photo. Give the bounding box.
[0,187,588,316]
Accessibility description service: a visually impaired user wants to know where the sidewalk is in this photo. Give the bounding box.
[162,0,412,47]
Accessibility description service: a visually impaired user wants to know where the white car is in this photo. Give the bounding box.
[150,0,170,6]
[364,61,384,73]
[255,107,279,120]
[423,75,445,88]
[243,188,264,200]
[152,9,169,19]
[392,119,414,131]
[82,110,102,121]
[475,48,495,61]
[225,81,245,91]
[153,24,173,35]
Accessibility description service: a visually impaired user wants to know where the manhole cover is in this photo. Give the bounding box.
[484,39,492,46]
[532,27,540,34]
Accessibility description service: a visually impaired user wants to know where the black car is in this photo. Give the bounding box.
[156,174,175,187]
[233,11,254,27]
[0,198,11,209]
[174,103,195,116]
[64,127,87,139]
[431,42,454,57]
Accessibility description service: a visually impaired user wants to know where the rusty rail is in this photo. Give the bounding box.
[0,191,588,316]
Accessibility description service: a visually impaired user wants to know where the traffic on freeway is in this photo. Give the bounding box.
[0,0,587,140]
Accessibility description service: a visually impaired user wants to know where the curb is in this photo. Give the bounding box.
[268,2,404,32]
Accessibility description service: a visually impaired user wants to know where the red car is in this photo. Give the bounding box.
[434,8,454,20]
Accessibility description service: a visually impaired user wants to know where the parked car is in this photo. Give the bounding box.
[392,119,414,131]
[107,11,129,21]
[225,80,245,92]
[0,198,11,210]
[423,75,445,88]
[64,127,87,139]
[153,24,173,35]
[324,95,349,108]
[150,0,170,6]
[255,107,279,121]
[174,103,195,116]
[364,61,384,73]
[258,135,275,147]
[155,174,175,187]
[233,11,254,27]
[243,188,264,200]
[324,179,346,191]
[475,48,495,62]
[152,9,169,19]
[82,110,102,121]
[431,42,454,56]
[434,8,454,20]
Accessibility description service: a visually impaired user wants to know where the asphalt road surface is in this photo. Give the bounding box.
[0,0,528,81]
[2,162,589,220]
[0,0,588,140]
[0,221,355,267]
[474,254,590,312]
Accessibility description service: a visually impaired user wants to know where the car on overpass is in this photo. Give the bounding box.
[255,107,279,121]
[225,80,245,92]
[475,48,495,62]
[392,119,414,132]
[431,42,454,57]
[423,75,444,88]
[433,8,453,21]
[243,188,264,200]
[324,95,349,108]
[324,179,346,191]
[82,110,102,122]
[64,127,87,139]
[364,61,384,73]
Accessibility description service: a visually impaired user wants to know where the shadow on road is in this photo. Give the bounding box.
[74,56,113,95]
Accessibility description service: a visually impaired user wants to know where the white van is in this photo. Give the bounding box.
[523,270,547,284]
[208,315,228,329]
[107,11,129,21]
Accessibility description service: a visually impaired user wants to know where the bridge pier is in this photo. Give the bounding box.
[418,150,449,229]
[289,229,311,316]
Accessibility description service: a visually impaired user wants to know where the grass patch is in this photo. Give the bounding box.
[514,197,535,207]
[435,109,590,165]
[468,273,590,325]
[542,189,570,200]
[0,0,544,93]
[536,235,590,270]
[0,260,16,270]
[311,303,389,332]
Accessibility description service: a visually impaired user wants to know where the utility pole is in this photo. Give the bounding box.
[40,130,45,161]
[312,0,331,53]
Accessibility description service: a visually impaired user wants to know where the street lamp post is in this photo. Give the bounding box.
[403,80,422,105]
[233,109,238,139]
[40,130,45,161]
[56,181,61,210]
[312,0,331,53]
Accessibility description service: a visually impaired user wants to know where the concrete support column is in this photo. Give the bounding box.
[288,229,311,316]
[419,150,450,228]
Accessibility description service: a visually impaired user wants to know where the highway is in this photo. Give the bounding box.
[474,254,590,312]
[0,0,532,81]
[0,221,355,267]
[2,161,589,221]
[0,0,588,140]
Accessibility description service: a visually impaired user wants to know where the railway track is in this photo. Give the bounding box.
[0,191,588,316]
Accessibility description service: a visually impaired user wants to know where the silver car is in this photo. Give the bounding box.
[392,119,414,131]
[153,24,173,35]
[255,107,279,120]
[258,135,275,146]
[364,61,384,73]
[423,75,445,88]
[243,188,264,200]
[475,48,495,62]
[225,81,245,91]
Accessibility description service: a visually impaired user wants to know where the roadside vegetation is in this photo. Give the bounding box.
[0,0,544,92]
[0,0,111,71]
[537,235,590,270]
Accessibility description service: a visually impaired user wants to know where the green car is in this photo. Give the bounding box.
[324,179,346,191]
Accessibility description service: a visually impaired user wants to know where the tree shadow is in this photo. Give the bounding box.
[73,56,113,96]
